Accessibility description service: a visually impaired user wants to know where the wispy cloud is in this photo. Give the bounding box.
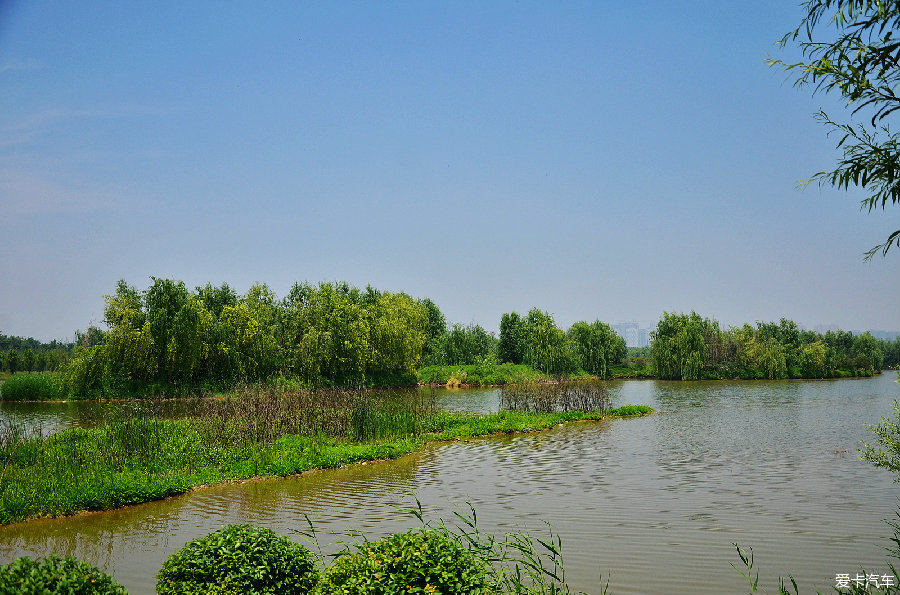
[0,58,42,75]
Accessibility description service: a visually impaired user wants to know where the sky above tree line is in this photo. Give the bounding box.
[1,1,898,342]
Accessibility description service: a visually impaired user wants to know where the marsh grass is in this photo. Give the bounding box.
[501,380,611,413]
[0,385,650,525]
[0,372,62,401]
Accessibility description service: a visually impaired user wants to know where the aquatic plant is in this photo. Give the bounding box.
[156,524,318,595]
[0,554,128,595]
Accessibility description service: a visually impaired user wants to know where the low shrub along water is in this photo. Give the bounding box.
[0,555,128,595]
[316,529,489,594]
[156,524,318,595]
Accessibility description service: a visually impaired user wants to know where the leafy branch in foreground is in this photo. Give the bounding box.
[861,399,900,475]
[769,0,900,258]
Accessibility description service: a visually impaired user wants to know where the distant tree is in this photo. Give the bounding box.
[651,312,706,380]
[882,337,900,368]
[75,326,106,348]
[196,282,238,317]
[852,331,885,372]
[419,298,447,365]
[4,350,19,375]
[442,323,495,366]
[770,0,900,257]
[34,350,47,372]
[799,340,830,378]
[522,309,579,378]
[21,349,34,372]
[498,312,526,365]
[567,320,625,379]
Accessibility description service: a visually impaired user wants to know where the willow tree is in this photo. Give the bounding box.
[651,312,706,380]
[523,309,579,378]
[567,320,625,379]
[771,0,900,257]
[368,291,428,377]
[498,312,526,365]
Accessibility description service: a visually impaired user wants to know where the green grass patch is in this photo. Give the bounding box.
[0,372,62,401]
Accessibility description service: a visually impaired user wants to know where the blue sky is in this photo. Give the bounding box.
[1,1,898,341]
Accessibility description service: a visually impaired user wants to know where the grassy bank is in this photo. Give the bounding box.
[0,387,651,525]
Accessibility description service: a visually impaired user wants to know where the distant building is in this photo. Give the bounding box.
[613,321,652,348]
[639,327,650,348]
[813,324,839,334]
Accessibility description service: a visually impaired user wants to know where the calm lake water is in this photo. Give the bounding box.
[1,375,898,594]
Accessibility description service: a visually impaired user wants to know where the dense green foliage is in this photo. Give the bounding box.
[0,555,128,595]
[861,396,900,476]
[883,337,900,368]
[61,279,431,397]
[0,372,62,401]
[498,312,526,365]
[651,311,886,380]
[427,323,497,366]
[156,524,318,595]
[496,309,622,379]
[317,529,488,594]
[770,0,900,258]
[567,320,626,379]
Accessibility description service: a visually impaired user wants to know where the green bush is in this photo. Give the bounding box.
[0,555,128,595]
[0,372,61,401]
[316,529,488,594]
[156,524,318,595]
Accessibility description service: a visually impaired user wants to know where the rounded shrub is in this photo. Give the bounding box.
[156,524,318,595]
[316,529,489,594]
[0,555,128,595]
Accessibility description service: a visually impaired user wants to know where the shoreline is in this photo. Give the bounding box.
[0,406,652,527]
[1,371,888,404]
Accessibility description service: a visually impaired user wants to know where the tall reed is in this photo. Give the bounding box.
[500,380,610,413]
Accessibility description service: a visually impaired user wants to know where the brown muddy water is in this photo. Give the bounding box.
[1,375,898,594]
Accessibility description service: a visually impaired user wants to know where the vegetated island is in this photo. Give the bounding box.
[1,278,897,402]
[0,381,651,525]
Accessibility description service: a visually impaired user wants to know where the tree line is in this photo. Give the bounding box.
[60,278,435,397]
[53,278,629,397]
[0,333,73,374]
[7,280,896,396]
[651,311,896,380]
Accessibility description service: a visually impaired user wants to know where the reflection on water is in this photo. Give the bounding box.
[1,375,898,594]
